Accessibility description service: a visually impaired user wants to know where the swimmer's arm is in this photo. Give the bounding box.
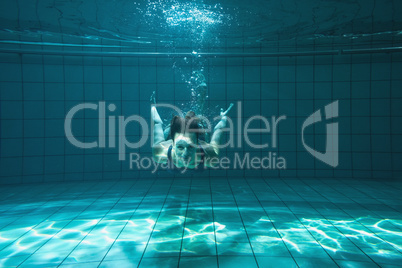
[209,117,227,155]
[152,106,165,145]
[150,91,165,145]
[152,140,171,163]
[199,141,220,168]
[209,103,233,154]
[206,104,234,167]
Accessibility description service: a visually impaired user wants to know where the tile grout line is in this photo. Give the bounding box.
[280,177,381,267]
[97,178,157,267]
[136,178,175,267]
[177,179,193,266]
[55,180,138,267]
[242,177,300,267]
[262,177,341,267]
[15,181,102,267]
[226,178,259,268]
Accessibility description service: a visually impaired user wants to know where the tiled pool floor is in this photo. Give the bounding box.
[0,177,401,267]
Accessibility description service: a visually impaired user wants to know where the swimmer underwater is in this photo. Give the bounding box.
[150,89,233,174]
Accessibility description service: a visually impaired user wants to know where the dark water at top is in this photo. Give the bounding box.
[0,0,401,51]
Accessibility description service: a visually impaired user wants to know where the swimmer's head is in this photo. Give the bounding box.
[173,133,197,163]
[170,111,205,163]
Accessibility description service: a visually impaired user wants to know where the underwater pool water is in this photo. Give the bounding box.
[0,178,401,267]
[1,0,402,267]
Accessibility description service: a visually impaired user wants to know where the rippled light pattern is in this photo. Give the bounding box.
[1,179,402,267]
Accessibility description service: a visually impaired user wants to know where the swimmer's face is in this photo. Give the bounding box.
[173,133,197,163]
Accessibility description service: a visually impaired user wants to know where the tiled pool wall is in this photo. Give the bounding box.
[0,51,401,184]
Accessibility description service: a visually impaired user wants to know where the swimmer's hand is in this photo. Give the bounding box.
[220,103,234,119]
[150,91,156,104]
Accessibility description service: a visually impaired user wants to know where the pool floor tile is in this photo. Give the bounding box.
[0,177,400,267]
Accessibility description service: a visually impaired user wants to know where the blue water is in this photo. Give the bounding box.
[1,178,402,267]
[1,0,402,267]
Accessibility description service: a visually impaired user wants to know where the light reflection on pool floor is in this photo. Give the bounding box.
[0,178,401,267]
